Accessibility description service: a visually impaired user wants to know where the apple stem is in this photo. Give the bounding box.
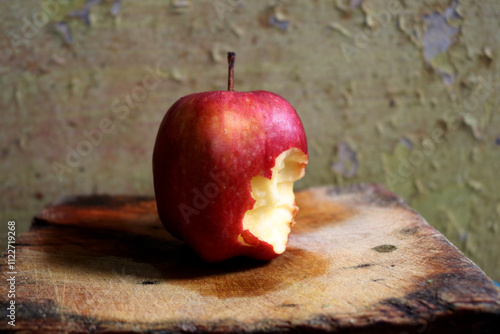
[227,52,235,91]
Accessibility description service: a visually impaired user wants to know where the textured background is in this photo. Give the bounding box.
[1,0,499,280]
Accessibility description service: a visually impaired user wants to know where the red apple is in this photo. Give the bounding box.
[153,53,308,262]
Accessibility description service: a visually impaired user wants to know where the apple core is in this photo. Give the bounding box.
[241,148,308,254]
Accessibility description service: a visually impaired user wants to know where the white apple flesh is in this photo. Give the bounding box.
[242,148,307,255]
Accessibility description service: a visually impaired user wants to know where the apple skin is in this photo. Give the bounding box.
[153,90,308,262]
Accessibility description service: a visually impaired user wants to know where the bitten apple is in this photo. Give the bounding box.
[153,53,308,262]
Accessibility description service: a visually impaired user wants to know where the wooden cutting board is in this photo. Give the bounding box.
[1,184,499,333]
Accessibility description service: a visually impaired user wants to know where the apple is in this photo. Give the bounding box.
[153,52,308,262]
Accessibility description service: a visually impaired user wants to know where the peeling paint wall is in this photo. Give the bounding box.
[1,0,499,280]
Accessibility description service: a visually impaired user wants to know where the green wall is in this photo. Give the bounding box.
[1,0,499,280]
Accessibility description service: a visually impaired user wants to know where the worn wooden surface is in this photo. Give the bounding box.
[1,184,499,333]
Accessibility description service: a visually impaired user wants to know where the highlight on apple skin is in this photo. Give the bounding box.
[152,53,308,262]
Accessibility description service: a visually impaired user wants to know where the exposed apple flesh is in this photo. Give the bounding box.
[241,148,307,254]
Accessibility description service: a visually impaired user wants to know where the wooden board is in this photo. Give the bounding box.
[1,184,499,333]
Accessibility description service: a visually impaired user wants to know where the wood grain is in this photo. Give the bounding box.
[1,184,499,333]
